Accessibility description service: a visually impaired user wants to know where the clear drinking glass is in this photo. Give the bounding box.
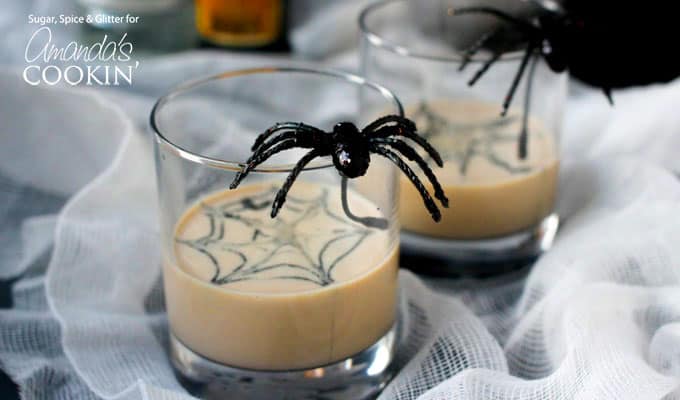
[360,0,566,275]
[150,67,401,399]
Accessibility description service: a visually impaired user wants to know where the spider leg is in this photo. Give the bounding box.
[372,138,449,208]
[501,41,536,117]
[271,149,322,218]
[371,144,442,222]
[363,114,416,134]
[459,27,501,72]
[602,88,614,106]
[251,122,323,151]
[518,54,539,159]
[251,130,300,153]
[340,176,388,229]
[468,52,502,86]
[368,121,444,167]
[230,139,299,189]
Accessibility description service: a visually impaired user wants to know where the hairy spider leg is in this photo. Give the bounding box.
[459,27,501,72]
[468,52,502,86]
[371,144,442,222]
[251,130,300,153]
[372,137,449,207]
[518,54,539,159]
[501,41,536,117]
[454,6,542,100]
[368,120,444,166]
[271,149,323,218]
[230,139,304,189]
[363,114,415,133]
[251,122,323,151]
[340,176,388,230]
[455,6,551,160]
[453,7,541,117]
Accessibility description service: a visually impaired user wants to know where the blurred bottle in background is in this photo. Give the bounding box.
[196,0,288,51]
[77,0,197,52]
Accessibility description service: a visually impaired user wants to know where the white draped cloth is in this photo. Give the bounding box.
[1,1,680,399]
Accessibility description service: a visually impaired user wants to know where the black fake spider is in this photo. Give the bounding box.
[453,3,569,160]
[229,116,449,228]
[453,0,680,159]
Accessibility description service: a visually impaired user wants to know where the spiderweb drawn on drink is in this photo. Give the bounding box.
[412,102,533,175]
[176,185,374,287]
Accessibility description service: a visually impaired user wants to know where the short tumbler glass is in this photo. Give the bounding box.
[360,0,567,275]
[151,67,401,399]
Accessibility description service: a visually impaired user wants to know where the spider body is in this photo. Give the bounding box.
[330,122,371,178]
[230,116,448,226]
[532,11,569,73]
[539,0,680,90]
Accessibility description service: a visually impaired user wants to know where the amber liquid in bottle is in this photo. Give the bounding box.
[195,0,286,49]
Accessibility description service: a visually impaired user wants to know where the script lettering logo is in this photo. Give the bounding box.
[23,26,139,86]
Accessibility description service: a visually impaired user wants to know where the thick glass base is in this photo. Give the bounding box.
[401,214,559,278]
[170,323,401,400]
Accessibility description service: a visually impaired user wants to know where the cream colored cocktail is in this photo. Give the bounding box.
[400,99,559,239]
[164,181,398,371]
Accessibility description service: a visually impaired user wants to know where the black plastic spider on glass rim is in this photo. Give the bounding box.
[229,115,449,229]
[452,1,573,160]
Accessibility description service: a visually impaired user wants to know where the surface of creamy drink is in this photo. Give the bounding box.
[164,181,398,371]
[400,99,559,239]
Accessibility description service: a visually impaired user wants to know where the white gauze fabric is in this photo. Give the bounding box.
[1,1,680,399]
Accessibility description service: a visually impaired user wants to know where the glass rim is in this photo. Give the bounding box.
[149,66,404,173]
[359,0,526,63]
